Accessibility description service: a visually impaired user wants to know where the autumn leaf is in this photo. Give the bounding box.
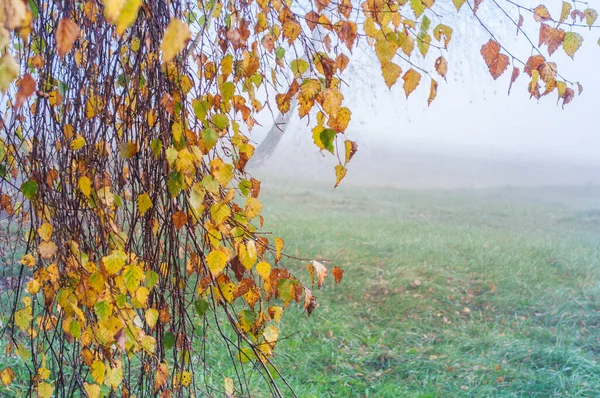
[533,5,551,22]
[434,56,448,80]
[161,19,191,63]
[274,237,284,263]
[427,79,438,106]
[103,250,127,274]
[145,308,159,329]
[508,67,520,94]
[0,367,15,386]
[584,9,598,28]
[453,0,465,11]
[0,55,20,93]
[344,140,358,164]
[207,250,228,276]
[381,62,402,89]
[37,223,53,242]
[539,24,565,56]
[137,193,152,215]
[559,2,572,25]
[402,69,421,98]
[563,32,583,58]
[37,382,54,398]
[78,176,91,197]
[84,383,101,398]
[332,266,344,284]
[38,241,58,259]
[15,73,35,109]
[433,24,453,48]
[172,211,188,230]
[309,260,328,288]
[480,39,509,80]
[334,164,346,188]
[56,18,80,58]
[115,0,142,35]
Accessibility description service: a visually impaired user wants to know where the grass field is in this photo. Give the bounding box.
[257,181,600,397]
[1,181,599,397]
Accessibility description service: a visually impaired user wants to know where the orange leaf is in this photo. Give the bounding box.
[480,40,509,80]
[332,266,344,284]
[172,211,187,230]
[402,69,421,98]
[538,24,565,55]
[56,18,80,58]
[427,79,438,106]
[15,73,36,109]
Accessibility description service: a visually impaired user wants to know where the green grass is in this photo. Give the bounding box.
[257,182,600,397]
[2,182,600,397]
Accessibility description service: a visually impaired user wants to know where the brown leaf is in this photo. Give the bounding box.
[172,211,187,230]
[474,0,484,13]
[508,67,520,94]
[480,40,509,80]
[304,288,317,316]
[230,256,245,281]
[538,24,565,55]
[434,56,448,80]
[234,278,255,298]
[517,14,524,35]
[56,18,80,58]
[309,260,328,288]
[332,266,344,284]
[15,73,36,109]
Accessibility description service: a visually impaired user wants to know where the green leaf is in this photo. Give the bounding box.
[202,128,219,151]
[195,299,209,317]
[123,265,144,293]
[212,114,229,130]
[164,331,176,350]
[29,0,39,19]
[193,99,209,121]
[275,47,285,60]
[94,300,110,322]
[21,180,39,200]
[150,138,163,158]
[220,82,235,102]
[320,129,336,154]
[69,318,81,338]
[146,270,159,290]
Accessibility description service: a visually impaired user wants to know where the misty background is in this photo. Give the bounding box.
[249,0,600,188]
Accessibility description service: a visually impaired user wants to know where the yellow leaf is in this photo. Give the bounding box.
[245,197,262,219]
[207,249,228,276]
[21,253,36,268]
[309,260,328,288]
[123,265,144,293]
[78,176,91,197]
[103,0,125,23]
[263,324,279,343]
[37,223,53,242]
[36,382,54,398]
[344,140,358,164]
[559,2,572,24]
[402,69,421,98]
[210,158,234,187]
[563,32,583,58]
[180,371,192,387]
[161,19,191,63]
[256,261,271,280]
[239,241,257,270]
[106,365,123,389]
[37,367,50,380]
[137,193,152,215]
[26,279,40,295]
[0,367,15,386]
[145,308,159,329]
[140,335,156,354]
[274,237,284,263]
[224,377,234,396]
[334,164,346,188]
[381,62,402,89]
[102,250,127,274]
[533,5,552,22]
[452,0,465,11]
[84,383,101,398]
[71,135,86,150]
[322,88,343,118]
[115,0,142,35]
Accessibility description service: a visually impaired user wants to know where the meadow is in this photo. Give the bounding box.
[259,181,600,397]
[1,181,599,397]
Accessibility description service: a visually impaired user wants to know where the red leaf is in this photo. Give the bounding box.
[15,73,36,109]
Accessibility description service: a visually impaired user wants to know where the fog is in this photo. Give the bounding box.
[250,0,600,188]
